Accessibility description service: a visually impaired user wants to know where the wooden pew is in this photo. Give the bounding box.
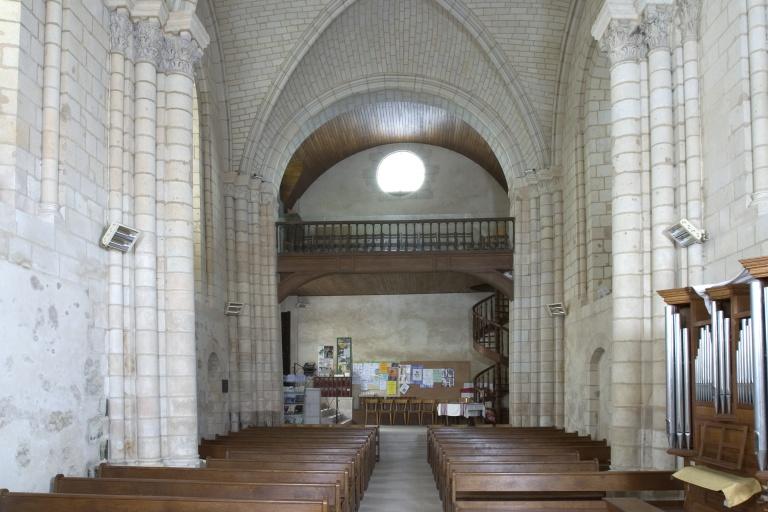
[205,458,361,501]
[53,476,341,512]
[451,471,683,510]
[0,490,327,512]
[441,460,599,508]
[98,465,353,512]
[453,497,670,511]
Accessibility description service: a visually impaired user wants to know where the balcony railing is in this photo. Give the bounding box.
[276,217,514,254]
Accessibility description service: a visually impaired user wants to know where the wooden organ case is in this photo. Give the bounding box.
[659,257,768,511]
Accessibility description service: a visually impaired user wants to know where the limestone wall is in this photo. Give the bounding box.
[0,0,111,490]
[699,0,768,280]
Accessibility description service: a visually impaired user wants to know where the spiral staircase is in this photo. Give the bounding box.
[472,290,510,424]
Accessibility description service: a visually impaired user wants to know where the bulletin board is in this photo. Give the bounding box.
[353,360,470,402]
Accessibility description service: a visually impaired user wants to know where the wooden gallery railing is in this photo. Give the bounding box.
[276,218,514,254]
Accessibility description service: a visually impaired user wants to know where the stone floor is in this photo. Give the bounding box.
[359,425,443,512]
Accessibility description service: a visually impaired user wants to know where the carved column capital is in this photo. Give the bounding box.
[644,4,674,50]
[676,0,702,42]
[160,33,202,77]
[133,19,164,65]
[600,19,647,65]
[109,9,132,55]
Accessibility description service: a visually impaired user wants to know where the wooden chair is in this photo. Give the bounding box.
[407,398,422,425]
[421,399,436,425]
[363,398,379,425]
[393,398,409,425]
[379,399,394,425]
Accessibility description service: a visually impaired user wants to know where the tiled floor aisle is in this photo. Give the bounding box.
[359,426,443,512]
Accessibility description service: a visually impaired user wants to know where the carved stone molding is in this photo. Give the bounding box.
[537,176,562,195]
[160,33,202,77]
[676,0,702,42]
[600,19,647,65]
[109,10,132,55]
[644,4,674,50]
[134,19,164,65]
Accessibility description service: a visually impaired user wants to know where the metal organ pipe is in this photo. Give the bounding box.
[666,305,677,448]
[682,326,691,449]
[751,280,767,471]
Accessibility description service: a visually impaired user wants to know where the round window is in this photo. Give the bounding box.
[376,150,425,194]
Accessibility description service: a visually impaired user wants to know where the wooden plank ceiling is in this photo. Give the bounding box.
[280,102,507,208]
[290,272,495,297]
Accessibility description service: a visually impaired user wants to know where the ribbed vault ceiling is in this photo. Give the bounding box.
[280,102,507,207]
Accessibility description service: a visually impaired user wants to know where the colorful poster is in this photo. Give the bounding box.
[336,337,352,376]
[388,363,399,381]
[411,365,423,385]
[379,362,390,373]
[317,345,334,377]
[386,380,398,396]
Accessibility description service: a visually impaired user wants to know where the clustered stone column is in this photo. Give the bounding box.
[105,3,208,467]
[591,0,709,469]
[508,172,565,429]
[223,177,284,428]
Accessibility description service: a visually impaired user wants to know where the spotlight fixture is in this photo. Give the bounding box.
[524,168,537,177]
[546,303,567,317]
[664,219,708,247]
[296,296,309,308]
[225,302,244,316]
[100,223,140,252]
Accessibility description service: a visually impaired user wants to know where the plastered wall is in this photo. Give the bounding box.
[282,293,491,377]
[293,143,509,220]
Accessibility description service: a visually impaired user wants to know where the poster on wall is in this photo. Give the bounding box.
[388,363,399,381]
[442,368,455,387]
[399,365,411,386]
[317,345,335,377]
[336,337,352,376]
[411,365,423,385]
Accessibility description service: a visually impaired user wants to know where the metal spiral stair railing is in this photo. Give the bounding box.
[471,291,510,423]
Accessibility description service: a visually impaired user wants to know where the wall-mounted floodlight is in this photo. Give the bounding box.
[546,303,567,317]
[225,302,244,316]
[664,219,708,247]
[100,223,140,252]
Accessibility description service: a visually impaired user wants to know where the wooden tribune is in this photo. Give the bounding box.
[657,255,768,511]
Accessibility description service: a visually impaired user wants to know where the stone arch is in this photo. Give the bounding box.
[239,0,548,185]
[258,83,527,195]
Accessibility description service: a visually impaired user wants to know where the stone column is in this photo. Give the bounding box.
[107,8,131,463]
[538,178,555,426]
[747,0,768,212]
[528,185,541,425]
[121,24,138,465]
[552,183,564,428]
[509,190,524,426]
[133,18,163,465]
[233,179,254,425]
[249,180,263,424]
[160,32,203,465]
[39,0,62,217]
[677,0,704,284]
[259,189,283,425]
[644,3,677,468]
[224,187,241,431]
[595,17,647,469]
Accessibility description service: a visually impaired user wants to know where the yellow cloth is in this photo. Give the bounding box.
[672,465,763,508]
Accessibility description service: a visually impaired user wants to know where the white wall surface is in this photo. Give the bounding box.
[293,143,509,220]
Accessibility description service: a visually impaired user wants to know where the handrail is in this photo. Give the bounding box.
[276,217,514,254]
[472,292,509,360]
